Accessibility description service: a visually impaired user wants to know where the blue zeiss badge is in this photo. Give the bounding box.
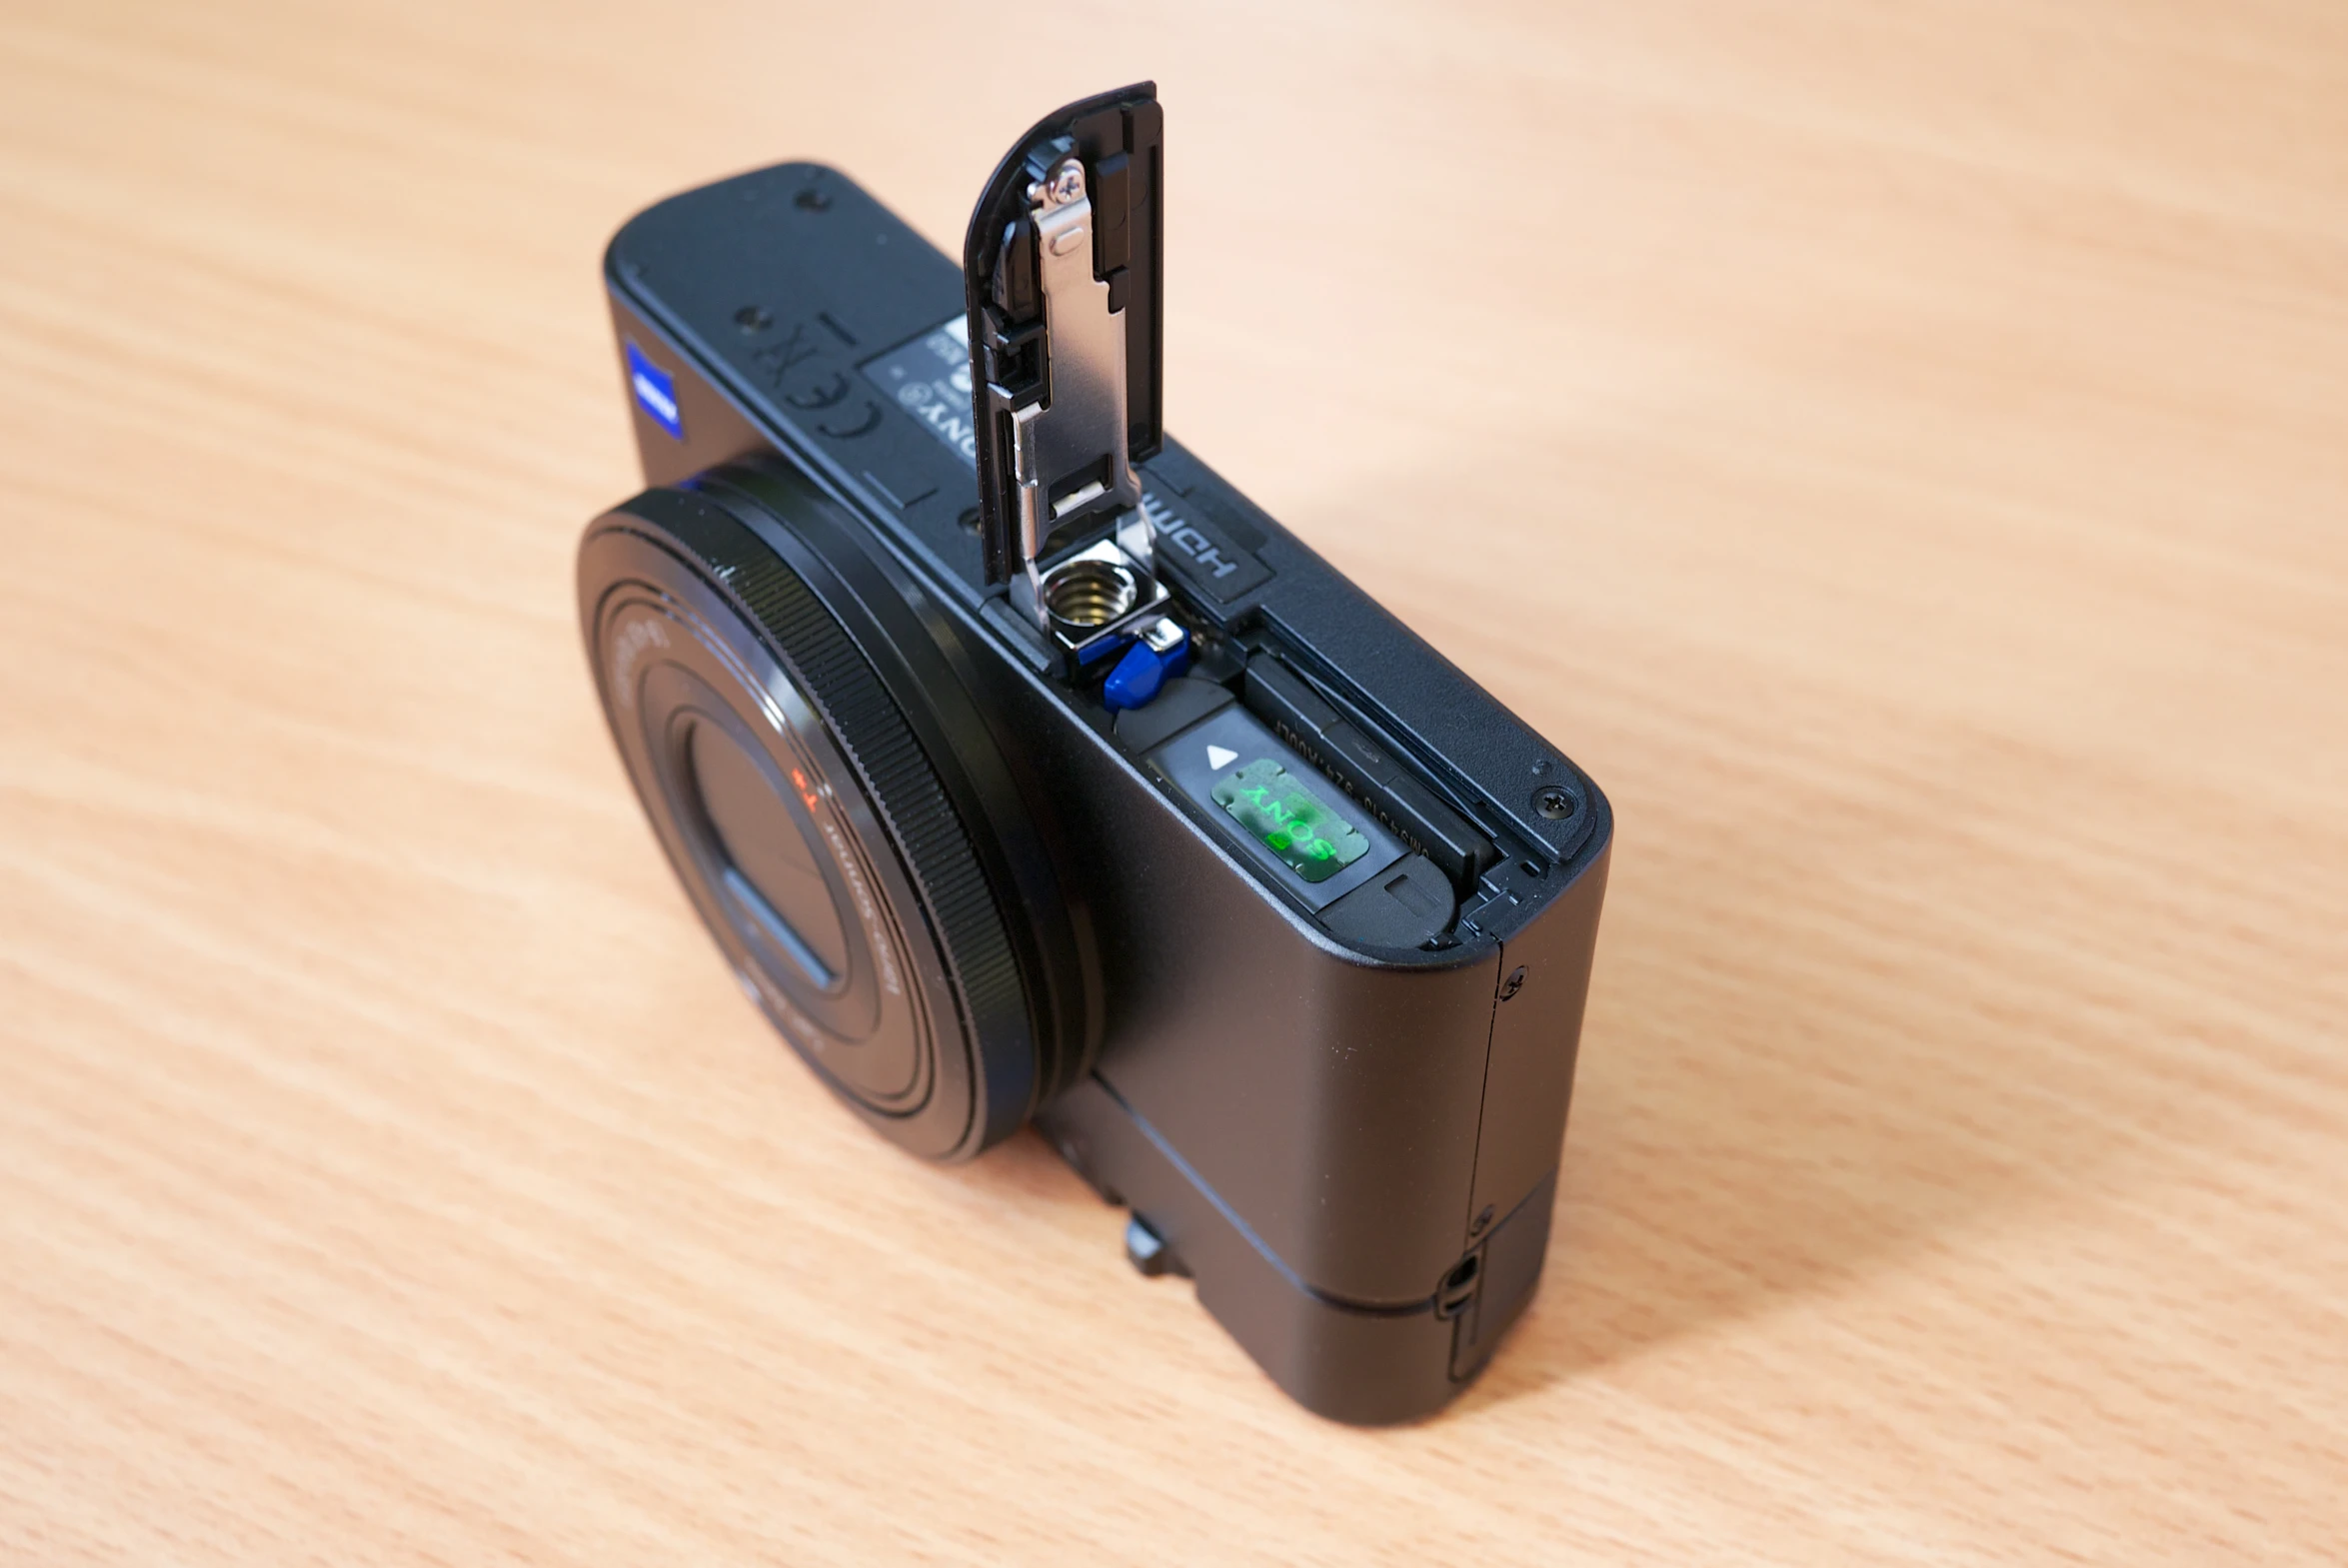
[625,340,684,439]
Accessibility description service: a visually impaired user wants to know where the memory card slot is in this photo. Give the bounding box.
[1240,658,1498,892]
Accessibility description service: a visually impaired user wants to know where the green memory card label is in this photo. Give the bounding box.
[1210,759,1369,883]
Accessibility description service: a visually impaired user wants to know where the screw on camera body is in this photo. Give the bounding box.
[1533,784,1573,819]
[1037,157,1086,209]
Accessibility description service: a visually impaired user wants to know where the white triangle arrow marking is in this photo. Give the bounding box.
[1205,744,1237,771]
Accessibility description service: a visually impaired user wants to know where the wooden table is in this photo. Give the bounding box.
[4,2,2342,1561]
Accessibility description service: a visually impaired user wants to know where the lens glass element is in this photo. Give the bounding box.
[595,595,938,1123]
[686,718,850,989]
[581,478,1058,1161]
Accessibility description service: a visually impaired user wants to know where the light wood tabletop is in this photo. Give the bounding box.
[4,1,2344,1561]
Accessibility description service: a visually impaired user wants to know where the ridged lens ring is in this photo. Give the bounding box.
[578,463,1081,1159]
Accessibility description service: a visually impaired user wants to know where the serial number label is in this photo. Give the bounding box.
[862,317,979,465]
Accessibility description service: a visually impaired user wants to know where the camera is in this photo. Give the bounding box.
[577,85,1611,1423]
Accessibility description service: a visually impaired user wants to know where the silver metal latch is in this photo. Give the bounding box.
[965,88,1171,660]
[1003,154,1163,648]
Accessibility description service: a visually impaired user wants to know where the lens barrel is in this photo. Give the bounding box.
[578,462,1077,1159]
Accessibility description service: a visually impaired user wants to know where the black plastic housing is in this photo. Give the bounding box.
[596,159,1610,1424]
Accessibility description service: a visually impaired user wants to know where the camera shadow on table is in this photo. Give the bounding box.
[1442,669,2159,1410]
[1258,436,2202,1418]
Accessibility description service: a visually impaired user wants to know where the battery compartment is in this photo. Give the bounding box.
[1098,617,1541,952]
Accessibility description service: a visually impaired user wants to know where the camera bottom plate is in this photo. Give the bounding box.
[1041,1074,1556,1425]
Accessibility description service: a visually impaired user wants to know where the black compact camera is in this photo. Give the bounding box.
[578,85,1611,1423]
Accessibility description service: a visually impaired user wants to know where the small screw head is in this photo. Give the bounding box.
[1499,965,1527,1001]
[734,305,773,334]
[794,186,831,211]
[1048,158,1086,206]
[1533,785,1573,819]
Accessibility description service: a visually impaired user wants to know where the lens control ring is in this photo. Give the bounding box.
[580,482,1038,1159]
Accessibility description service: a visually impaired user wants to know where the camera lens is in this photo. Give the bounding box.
[685,719,849,991]
[578,463,1081,1159]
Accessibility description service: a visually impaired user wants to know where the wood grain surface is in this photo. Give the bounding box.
[4,1,2344,1561]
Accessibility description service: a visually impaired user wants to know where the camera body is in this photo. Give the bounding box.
[580,88,1610,1423]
